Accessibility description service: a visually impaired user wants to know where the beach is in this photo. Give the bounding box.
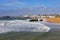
[46,17,60,23]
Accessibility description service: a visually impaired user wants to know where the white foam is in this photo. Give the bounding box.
[0,20,51,33]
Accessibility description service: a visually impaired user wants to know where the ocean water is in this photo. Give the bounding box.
[0,19,60,40]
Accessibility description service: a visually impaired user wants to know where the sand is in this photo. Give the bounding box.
[46,17,60,23]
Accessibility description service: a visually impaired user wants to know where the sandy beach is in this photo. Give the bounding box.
[46,17,60,23]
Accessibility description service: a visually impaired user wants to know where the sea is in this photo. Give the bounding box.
[0,18,60,40]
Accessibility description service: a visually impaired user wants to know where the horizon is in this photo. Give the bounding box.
[0,0,60,16]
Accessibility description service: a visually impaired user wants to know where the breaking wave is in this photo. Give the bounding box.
[0,20,50,33]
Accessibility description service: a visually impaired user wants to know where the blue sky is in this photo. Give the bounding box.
[0,0,60,16]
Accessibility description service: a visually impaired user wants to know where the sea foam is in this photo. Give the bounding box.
[0,20,51,33]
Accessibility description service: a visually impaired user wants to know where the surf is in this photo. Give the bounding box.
[0,20,51,33]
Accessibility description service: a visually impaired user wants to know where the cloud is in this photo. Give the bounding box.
[0,0,60,16]
[0,7,60,16]
[0,0,27,10]
[3,1,26,6]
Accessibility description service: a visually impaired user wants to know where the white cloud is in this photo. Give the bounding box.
[0,0,27,9]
